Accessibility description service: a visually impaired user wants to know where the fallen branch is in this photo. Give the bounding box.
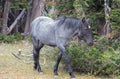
[7,0,33,34]
[11,52,21,60]
[7,9,26,34]
[11,51,46,65]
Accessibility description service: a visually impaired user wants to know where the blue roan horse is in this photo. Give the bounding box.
[30,16,93,79]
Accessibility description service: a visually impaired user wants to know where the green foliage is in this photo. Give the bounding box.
[55,0,74,16]
[0,33,23,43]
[99,49,120,75]
[55,0,105,34]
[111,8,120,38]
[10,0,31,10]
[73,0,84,17]
[25,37,32,43]
[66,38,120,76]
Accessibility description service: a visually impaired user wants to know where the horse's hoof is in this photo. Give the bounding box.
[40,71,43,74]
[38,68,43,74]
[54,75,58,78]
[38,70,43,74]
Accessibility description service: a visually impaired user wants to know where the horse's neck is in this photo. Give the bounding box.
[55,25,79,40]
[69,28,79,40]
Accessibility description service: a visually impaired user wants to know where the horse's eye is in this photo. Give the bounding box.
[88,25,91,29]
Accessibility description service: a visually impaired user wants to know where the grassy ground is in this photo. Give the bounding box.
[0,41,117,79]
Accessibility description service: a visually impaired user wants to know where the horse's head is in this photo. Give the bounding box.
[78,17,93,46]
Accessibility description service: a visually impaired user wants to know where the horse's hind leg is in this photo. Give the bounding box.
[54,51,62,76]
[32,38,44,73]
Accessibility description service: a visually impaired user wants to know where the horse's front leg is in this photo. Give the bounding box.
[58,45,75,79]
[54,52,62,76]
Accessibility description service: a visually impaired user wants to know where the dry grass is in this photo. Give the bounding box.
[0,41,115,79]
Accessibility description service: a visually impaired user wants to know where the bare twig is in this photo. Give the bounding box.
[11,52,21,60]
[11,50,46,65]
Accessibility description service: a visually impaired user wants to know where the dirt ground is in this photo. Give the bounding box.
[0,41,118,79]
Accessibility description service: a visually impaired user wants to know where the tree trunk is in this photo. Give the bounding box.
[12,10,20,33]
[23,0,33,37]
[31,0,46,21]
[23,9,31,37]
[1,0,10,34]
[104,0,112,39]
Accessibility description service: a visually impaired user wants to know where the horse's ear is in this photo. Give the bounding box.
[82,17,86,23]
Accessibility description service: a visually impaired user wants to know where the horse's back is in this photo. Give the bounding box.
[31,16,54,35]
[31,16,54,28]
[30,16,57,45]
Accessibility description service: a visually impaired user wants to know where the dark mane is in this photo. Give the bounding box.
[56,17,81,29]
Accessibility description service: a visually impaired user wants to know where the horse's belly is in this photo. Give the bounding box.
[39,36,56,46]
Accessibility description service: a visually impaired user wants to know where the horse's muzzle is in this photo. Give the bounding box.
[88,42,93,46]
